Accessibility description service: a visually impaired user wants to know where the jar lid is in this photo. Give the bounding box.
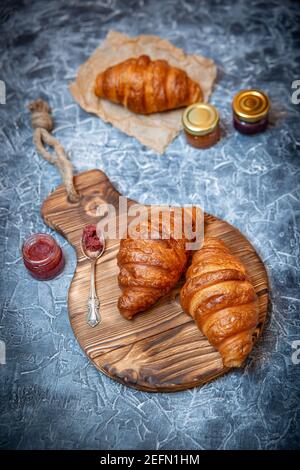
[182,103,219,136]
[232,89,270,123]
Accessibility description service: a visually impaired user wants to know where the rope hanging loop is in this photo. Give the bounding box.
[28,99,80,203]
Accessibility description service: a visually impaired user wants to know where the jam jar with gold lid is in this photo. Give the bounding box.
[182,103,220,149]
[232,89,270,135]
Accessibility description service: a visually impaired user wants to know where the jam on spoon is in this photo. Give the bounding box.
[82,224,104,253]
[81,224,105,327]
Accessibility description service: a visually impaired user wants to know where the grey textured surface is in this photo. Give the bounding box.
[0,0,300,450]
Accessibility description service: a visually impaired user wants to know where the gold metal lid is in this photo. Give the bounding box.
[232,89,270,123]
[182,103,219,136]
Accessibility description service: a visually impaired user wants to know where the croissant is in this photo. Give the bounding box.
[180,237,259,368]
[117,208,196,319]
[94,55,202,114]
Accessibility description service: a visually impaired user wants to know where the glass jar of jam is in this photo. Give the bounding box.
[232,89,270,135]
[182,103,220,149]
[22,233,65,280]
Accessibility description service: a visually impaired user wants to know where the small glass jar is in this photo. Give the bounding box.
[182,103,220,149]
[232,89,270,135]
[22,233,65,280]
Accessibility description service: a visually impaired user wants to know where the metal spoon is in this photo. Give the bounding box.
[80,229,105,328]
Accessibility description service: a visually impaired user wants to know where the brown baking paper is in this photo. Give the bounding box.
[69,30,217,154]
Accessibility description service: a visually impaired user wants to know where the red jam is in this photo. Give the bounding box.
[82,224,103,252]
[22,234,65,280]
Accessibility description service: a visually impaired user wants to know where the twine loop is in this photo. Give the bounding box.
[28,99,80,203]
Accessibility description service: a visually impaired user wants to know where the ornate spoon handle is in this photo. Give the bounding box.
[87,259,101,327]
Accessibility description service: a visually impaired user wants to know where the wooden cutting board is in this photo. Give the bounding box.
[41,169,269,392]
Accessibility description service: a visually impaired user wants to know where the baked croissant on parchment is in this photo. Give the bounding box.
[180,237,259,368]
[94,55,202,114]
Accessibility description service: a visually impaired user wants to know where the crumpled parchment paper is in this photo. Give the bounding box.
[69,30,217,154]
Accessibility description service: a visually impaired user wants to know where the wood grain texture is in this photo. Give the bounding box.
[41,169,269,392]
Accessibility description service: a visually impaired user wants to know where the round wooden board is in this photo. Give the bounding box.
[41,169,269,392]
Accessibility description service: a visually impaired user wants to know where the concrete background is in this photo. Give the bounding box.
[0,0,299,449]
